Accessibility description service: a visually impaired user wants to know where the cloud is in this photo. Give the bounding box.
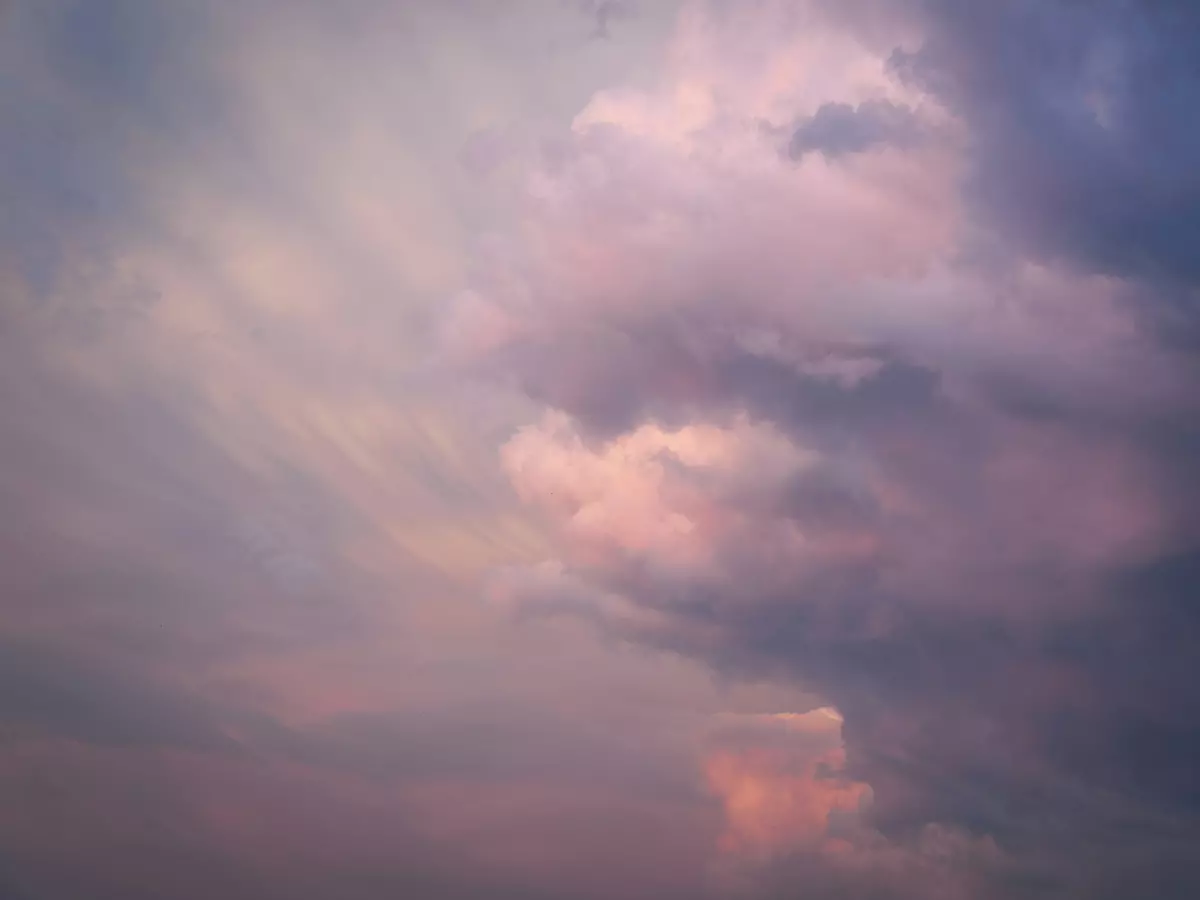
[457,1,1200,895]
[3,0,1200,897]
[703,708,870,859]
[700,708,1009,900]
[890,0,1200,294]
[789,99,924,159]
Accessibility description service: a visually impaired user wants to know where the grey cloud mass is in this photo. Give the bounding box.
[894,0,1200,293]
[789,99,923,159]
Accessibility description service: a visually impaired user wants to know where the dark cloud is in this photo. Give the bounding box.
[0,640,237,751]
[790,99,922,159]
[893,0,1200,294]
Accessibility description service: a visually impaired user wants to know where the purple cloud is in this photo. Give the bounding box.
[455,2,1200,895]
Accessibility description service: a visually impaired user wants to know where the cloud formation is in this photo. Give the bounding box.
[3,0,1200,898]
[457,1,1200,895]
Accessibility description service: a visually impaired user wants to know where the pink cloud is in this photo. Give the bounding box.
[703,708,870,860]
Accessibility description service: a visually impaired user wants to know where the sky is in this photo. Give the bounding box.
[2,1,1200,897]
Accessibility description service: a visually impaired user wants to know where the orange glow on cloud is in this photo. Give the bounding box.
[703,709,870,860]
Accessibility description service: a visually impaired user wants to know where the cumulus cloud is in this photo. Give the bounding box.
[703,708,870,859]
[457,1,1200,895]
[700,707,1008,900]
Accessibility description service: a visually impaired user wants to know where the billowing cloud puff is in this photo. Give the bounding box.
[699,707,1005,900]
[502,411,874,580]
[703,708,870,859]
[458,1,1200,896]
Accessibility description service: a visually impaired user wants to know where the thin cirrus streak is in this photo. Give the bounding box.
[1,1,1199,899]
